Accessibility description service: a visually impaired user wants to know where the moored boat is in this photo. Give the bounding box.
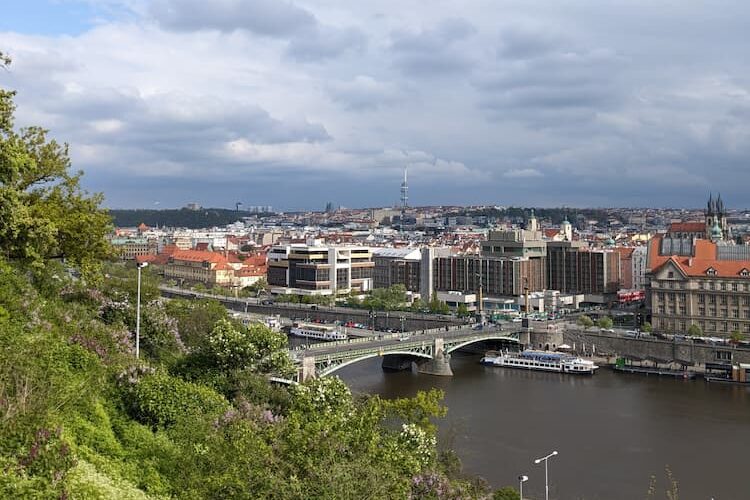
[290,322,348,341]
[481,350,598,374]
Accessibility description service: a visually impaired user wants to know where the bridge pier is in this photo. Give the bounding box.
[381,355,415,371]
[417,338,453,376]
[300,356,316,382]
[417,350,453,376]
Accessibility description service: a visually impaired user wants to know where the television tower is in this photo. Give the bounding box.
[400,167,409,209]
[400,167,409,231]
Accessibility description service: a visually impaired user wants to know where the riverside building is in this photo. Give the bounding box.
[646,194,750,336]
[267,241,374,296]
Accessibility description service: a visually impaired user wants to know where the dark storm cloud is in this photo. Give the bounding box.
[496,27,562,60]
[286,26,366,62]
[149,0,315,36]
[150,0,366,62]
[389,18,477,76]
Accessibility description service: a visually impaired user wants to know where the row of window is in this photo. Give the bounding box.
[654,279,750,291]
[654,319,750,333]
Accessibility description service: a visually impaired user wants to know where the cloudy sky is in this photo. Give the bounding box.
[2,1,749,210]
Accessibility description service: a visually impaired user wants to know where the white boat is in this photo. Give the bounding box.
[262,316,282,331]
[290,322,348,341]
[481,350,598,374]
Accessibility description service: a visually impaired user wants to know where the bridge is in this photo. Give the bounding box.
[289,326,523,382]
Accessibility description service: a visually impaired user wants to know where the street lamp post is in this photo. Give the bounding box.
[135,261,149,359]
[534,450,558,500]
[518,475,528,500]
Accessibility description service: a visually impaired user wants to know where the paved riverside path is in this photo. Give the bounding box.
[159,285,464,332]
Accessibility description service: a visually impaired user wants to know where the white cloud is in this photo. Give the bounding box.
[1,0,750,208]
[503,168,543,178]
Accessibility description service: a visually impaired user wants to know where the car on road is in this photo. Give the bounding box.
[512,317,523,323]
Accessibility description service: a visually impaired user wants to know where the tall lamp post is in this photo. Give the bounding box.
[135,261,149,359]
[534,450,558,500]
[518,474,528,500]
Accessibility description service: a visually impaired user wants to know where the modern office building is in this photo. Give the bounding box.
[546,241,621,298]
[372,248,422,292]
[267,241,374,296]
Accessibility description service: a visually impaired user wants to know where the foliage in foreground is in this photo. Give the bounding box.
[0,54,507,498]
[0,259,509,498]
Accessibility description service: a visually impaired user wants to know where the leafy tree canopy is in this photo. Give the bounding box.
[0,58,112,280]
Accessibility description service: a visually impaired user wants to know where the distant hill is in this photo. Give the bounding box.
[110,208,270,228]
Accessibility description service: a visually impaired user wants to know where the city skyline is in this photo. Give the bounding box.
[2,1,750,209]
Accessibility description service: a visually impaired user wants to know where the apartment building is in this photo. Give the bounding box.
[111,237,158,260]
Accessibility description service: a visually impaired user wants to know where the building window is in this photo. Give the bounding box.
[698,294,705,303]
[720,296,727,305]
[732,283,738,291]
[720,282,726,291]
[668,271,674,278]
[741,269,749,277]
[709,282,716,290]
[716,351,732,361]
[699,281,705,290]
[698,306,705,316]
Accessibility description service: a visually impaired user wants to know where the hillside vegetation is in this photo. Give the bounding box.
[0,52,503,499]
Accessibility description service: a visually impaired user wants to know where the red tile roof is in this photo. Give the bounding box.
[649,235,750,278]
[170,249,229,264]
[668,222,705,234]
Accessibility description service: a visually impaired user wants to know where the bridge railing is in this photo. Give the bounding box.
[292,324,474,352]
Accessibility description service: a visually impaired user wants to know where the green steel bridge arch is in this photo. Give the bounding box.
[294,331,521,380]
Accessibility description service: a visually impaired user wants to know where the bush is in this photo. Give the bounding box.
[122,372,229,428]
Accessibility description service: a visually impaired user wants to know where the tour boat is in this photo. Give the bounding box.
[480,350,598,374]
[290,322,348,341]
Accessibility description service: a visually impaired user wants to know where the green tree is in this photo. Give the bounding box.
[494,486,521,500]
[410,297,427,313]
[687,324,703,337]
[642,321,653,333]
[577,315,594,329]
[730,330,746,344]
[245,277,268,296]
[164,297,228,350]
[0,64,112,280]
[455,303,470,318]
[428,293,450,314]
[597,316,614,329]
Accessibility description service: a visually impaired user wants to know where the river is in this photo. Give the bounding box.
[333,352,750,500]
